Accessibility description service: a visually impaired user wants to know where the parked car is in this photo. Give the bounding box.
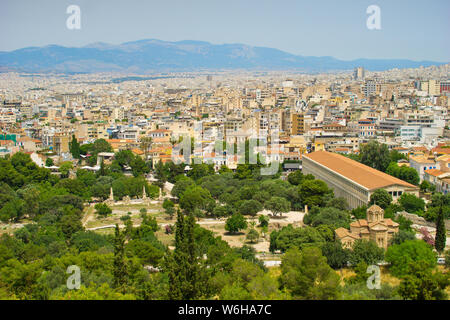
[437,258,446,265]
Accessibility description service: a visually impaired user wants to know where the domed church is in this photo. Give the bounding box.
[335,205,399,250]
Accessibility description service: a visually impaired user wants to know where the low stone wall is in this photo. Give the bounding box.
[396,211,450,231]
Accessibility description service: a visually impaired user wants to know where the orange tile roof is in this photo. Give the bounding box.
[0,140,14,146]
[304,150,418,191]
[409,155,436,164]
[335,227,360,240]
[431,147,450,155]
[412,146,428,152]
[424,169,446,177]
[384,218,399,227]
[132,148,144,155]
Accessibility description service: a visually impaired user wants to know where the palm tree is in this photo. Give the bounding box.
[140,136,153,160]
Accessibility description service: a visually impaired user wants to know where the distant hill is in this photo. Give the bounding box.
[0,39,446,73]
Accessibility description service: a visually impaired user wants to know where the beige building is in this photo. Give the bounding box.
[53,133,70,155]
[335,205,399,250]
[303,151,420,209]
[291,113,305,135]
[428,80,441,96]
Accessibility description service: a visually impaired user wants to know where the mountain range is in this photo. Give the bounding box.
[0,39,446,74]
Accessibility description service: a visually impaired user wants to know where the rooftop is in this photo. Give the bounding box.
[304,150,418,191]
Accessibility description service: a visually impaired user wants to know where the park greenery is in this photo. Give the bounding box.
[0,139,448,300]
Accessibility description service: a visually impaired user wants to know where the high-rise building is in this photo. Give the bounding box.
[363,80,376,97]
[353,67,365,81]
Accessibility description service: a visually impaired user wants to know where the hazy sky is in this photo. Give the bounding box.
[1,0,449,62]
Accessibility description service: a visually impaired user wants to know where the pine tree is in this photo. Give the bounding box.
[113,224,128,293]
[435,199,446,254]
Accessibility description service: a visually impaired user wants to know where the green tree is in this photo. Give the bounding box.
[154,161,167,189]
[51,283,135,300]
[69,135,81,159]
[298,179,333,208]
[394,214,413,231]
[397,261,449,300]
[166,210,205,300]
[325,197,349,211]
[45,158,54,167]
[139,137,153,160]
[390,150,406,163]
[258,215,269,228]
[399,193,425,215]
[369,189,392,209]
[59,162,73,179]
[187,163,215,181]
[179,186,214,215]
[239,199,263,217]
[321,241,351,269]
[349,239,384,265]
[113,224,128,293]
[304,207,350,229]
[130,156,149,177]
[386,162,419,186]
[270,225,325,253]
[420,180,431,193]
[351,205,367,219]
[385,240,436,277]
[171,176,195,198]
[279,247,340,300]
[264,197,291,217]
[390,230,416,245]
[115,150,135,168]
[246,229,259,244]
[445,250,450,269]
[360,141,391,172]
[435,197,446,254]
[225,213,248,234]
[287,170,303,186]
[94,203,112,217]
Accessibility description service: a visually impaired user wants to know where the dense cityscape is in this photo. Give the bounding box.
[0,0,449,308]
[0,63,449,301]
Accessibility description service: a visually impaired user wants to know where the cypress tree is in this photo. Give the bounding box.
[435,200,446,254]
[167,210,204,300]
[113,224,128,292]
[184,212,201,299]
[98,159,106,176]
[167,210,186,300]
[69,135,81,159]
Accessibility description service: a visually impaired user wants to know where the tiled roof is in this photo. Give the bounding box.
[424,169,446,177]
[304,150,418,190]
[335,227,360,240]
[410,155,436,164]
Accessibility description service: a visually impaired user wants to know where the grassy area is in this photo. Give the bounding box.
[337,267,401,286]
[109,203,160,211]
[267,266,281,278]
[85,201,164,230]
[155,229,175,247]
[202,222,247,248]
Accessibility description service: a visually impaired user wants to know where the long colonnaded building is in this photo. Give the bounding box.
[302,151,420,209]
